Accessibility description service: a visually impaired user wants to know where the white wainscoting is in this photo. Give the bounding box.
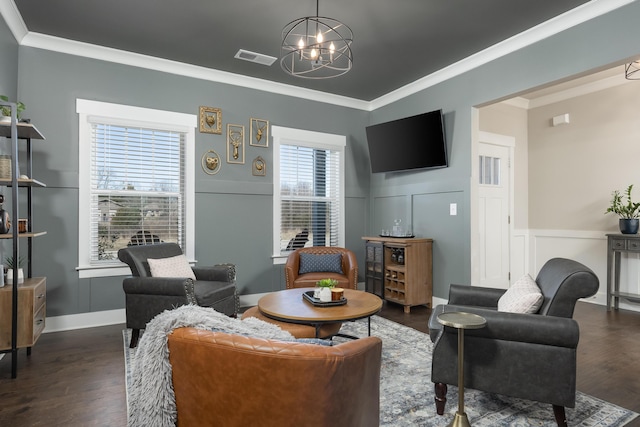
[512,229,640,313]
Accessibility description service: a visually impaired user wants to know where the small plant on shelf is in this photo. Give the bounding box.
[0,95,26,119]
[4,254,25,271]
[316,278,338,288]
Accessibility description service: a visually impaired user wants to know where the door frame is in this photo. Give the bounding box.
[471,127,515,287]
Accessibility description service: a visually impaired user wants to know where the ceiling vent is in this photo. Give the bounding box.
[234,49,277,66]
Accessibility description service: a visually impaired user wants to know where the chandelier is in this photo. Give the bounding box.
[280,0,353,79]
[625,61,640,80]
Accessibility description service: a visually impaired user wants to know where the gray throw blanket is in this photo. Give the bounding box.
[128,304,294,427]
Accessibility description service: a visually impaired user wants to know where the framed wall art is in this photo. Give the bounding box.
[252,156,266,176]
[250,118,269,147]
[227,124,245,164]
[201,150,221,175]
[199,106,222,134]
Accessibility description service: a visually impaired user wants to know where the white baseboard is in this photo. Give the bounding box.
[43,309,126,333]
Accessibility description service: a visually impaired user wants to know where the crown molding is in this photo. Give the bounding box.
[526,72,631,109]
[2,0,635,112]
[20,32,370,111]
[0,0,27,43]
[502,97,531,109]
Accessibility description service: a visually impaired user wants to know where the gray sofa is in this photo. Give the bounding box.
[428,257,599,427]
[118,243,238,347]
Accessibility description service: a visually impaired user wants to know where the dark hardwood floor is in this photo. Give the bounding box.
[0,301,639,426]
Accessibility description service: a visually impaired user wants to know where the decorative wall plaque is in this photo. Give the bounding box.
[201,150,221,175]
[252,156,266,176]
[199,106,222,134]
[250,118,269,147]
[227,124,245,164]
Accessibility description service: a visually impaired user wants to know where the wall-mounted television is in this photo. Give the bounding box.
[365,109,447,173]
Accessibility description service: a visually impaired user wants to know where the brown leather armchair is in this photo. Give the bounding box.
[168,327,382,427]
[284,246,358,289]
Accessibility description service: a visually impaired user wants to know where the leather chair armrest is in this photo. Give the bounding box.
[447,284,505,307]
[343,250,359,289]
[284,253,300,288]
[122,277,195,303]
[193,264,236,283]
[439,304,580,348]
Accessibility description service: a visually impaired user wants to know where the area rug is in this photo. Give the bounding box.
[123,316,638,426]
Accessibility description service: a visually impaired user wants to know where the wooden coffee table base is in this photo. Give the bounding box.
[241,306,342,339]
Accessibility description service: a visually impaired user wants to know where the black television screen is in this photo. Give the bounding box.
[366,109,447,173]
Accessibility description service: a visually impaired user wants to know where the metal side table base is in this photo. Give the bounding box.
[448,411,471,427]
[437,311,487,427]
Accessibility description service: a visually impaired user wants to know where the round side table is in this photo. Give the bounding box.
[437,311,487,427]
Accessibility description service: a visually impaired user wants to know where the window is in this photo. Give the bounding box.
[77,99,196,278]
[479,155,501,186]
[272,126,345,262]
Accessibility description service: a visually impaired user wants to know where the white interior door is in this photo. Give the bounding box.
[478,136,512,289]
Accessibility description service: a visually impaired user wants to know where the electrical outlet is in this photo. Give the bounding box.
[450,203,457,216]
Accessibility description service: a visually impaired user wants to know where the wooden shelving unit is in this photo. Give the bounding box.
[363,236,433,313]
[0,112,47,378]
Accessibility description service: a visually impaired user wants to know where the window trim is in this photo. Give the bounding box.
[76,99,196,278]
[272,125,346,264]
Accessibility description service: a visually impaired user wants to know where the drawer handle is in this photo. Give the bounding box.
[35,319,44,325]
[37,294,45,299]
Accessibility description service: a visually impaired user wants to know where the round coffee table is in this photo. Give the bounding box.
[257,288,383,338]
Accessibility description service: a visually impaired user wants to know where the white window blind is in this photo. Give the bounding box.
[272,125,345,258]
[279,144,341,251]
[89,123,185,263]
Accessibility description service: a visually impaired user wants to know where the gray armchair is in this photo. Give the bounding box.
[118,243,238,348]
[428,258,599,427]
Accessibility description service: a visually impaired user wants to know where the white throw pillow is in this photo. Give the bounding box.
[497,274,544,314]
[147,254,196,280]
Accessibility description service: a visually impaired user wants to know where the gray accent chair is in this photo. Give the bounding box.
[118,243,238,348]
[428,258,599,427]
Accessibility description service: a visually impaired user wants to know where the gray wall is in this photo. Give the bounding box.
[0,16,18,102]
[13,47,370,316]
[5,1,640,316]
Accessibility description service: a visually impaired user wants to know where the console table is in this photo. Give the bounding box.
[606,233,640,311]
[362,236,433,313]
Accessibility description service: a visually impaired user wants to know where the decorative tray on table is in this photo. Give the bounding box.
[302,291,348,307]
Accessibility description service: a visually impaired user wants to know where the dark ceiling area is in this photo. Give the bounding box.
[13,0,592,101]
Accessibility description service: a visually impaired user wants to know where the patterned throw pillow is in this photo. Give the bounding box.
[497,273,544,314]
[148,254,196,280]
[298,253,343,275]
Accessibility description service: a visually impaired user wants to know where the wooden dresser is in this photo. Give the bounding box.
[0,277,46,350]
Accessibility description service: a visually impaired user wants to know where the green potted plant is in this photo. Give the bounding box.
[0,95,26,122]
[316,278,338,288]
[605,184,640,234]
[315,278,338,302]
[4,255,25,285]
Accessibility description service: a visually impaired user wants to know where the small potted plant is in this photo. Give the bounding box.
[315,278,338,302]
[0,95,26,123]
[316,278,338,288]
[4,255,25,285]
[605,184,640,234]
